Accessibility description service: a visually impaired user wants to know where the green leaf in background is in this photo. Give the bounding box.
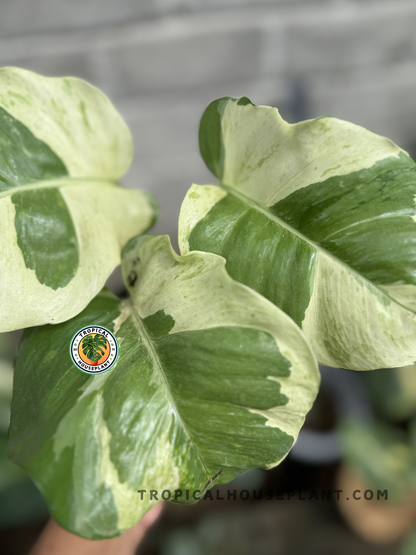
[0,67,158,332]
[362,365,416,421]
[179,97,416,370]
[401,528,416,555]
[0,360,13,435]
[339,418,415,503]
[0,331,17,434]
[0,332,48,529]
[0,435,49,529]
[8,235,319,539]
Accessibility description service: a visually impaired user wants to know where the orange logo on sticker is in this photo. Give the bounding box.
[70,326,118,374]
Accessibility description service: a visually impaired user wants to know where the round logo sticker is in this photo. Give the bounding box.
[70,326,119,374]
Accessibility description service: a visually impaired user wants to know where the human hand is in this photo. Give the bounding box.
[29,504,163,555]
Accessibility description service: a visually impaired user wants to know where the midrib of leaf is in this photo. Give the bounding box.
[220,183,415,315]
[0,177,118,199]
[127,299,212,480]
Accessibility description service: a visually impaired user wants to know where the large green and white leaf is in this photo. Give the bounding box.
[8,235,319,539]
[0,67,158,332]
[179,96,416,370]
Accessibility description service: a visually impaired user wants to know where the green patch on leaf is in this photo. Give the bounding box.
[143,310,175,338]
[0,106,67,192]
[271,152,416,287]
[12,188,79,289]
[189,193,316,327]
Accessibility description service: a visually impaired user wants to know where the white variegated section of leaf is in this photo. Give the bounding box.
[301,251,416,369]
[54,389,174,532]
[179,183,224,255]
[379,284,416,313]
[0,181,155,331]
[0,67,132,178]
[178,184,226,255]
[219,100,403,205]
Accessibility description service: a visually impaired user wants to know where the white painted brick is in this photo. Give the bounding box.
[284,2,416,74]
[0,0,327,37]
[0,14,269,98]
[93,28,263,98]
[0,0,157,36]
[305,62,416,148]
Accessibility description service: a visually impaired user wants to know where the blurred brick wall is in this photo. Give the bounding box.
[1,0,415,240]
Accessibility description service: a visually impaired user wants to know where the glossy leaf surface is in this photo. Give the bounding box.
[180,97,416,370]
[8,235,319,538]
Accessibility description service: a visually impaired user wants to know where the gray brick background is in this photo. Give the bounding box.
[1,0,415,247]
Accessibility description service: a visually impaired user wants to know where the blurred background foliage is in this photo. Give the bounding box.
[0,332,48,533]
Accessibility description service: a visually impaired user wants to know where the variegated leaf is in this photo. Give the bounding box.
[179,97,416,370]
[0,68,158,332]
[8,235,319,539]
